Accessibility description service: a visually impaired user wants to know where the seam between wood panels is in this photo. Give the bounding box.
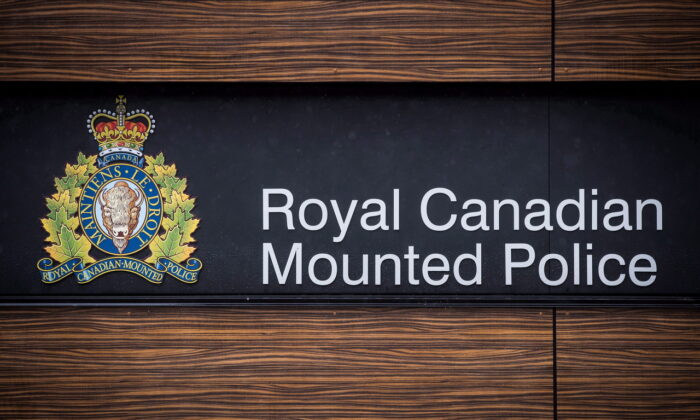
[551,0,556,81]
[553,308,558,419]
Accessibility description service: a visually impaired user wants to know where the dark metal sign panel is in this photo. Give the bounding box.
[0,83,698,305]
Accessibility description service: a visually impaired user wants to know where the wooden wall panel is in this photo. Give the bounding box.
[0,307,553,419]
[557,309,700,419]
[555,0,700,80]
[0,0,551,82]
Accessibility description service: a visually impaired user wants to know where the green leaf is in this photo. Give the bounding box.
[41,206,79,243]
[153,163,177,185]
[45,225,95,264]
[55,175,81,200]
[160,187,172,201]
[163,191,195,219]
[163,176,186,194]
[146,226,195,264]
[144,153,165,176]
[77,152,98,176]
[46,190,78,218]
[65,163,89,186]
[161,208,199,244]
[55,175,76,190]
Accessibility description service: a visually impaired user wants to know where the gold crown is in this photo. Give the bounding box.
[87,95,155,153]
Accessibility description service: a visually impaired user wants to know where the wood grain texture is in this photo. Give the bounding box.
[0,307,553,419]
[555,0,700,80]
[0,0,551,82]
[557,308,700,419]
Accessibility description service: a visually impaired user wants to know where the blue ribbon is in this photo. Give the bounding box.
[37,257,84,284]
[37,257,202,284]
[97,152,144,168]
[154,257,203,284]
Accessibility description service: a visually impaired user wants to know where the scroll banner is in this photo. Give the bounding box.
[37,257,202,284]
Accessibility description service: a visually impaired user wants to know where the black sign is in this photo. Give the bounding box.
[1,83,698,305]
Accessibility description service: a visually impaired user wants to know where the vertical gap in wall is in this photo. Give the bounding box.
[551,0,556,81]
[548,86,557,419]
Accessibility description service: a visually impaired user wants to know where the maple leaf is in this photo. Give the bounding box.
[146,226,195,264]
[46,190,78,218]
[164,176,187,194]
[76,152,98,176]
[163,191,195,218]
[152,161,185,197]
[41,206,79,243]
[159,178,187,202]
[144,153,165,176]
[55,175,81,200]
[161,208,199,244]
[65,163,89,185]
[45,225,95,264]
[153,164,177,184]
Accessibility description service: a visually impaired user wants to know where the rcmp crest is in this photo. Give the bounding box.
[37,96,203,284]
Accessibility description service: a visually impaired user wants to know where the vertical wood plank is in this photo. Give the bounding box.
[0,307,553,419]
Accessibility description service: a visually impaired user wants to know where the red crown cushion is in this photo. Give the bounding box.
[95,120,147,133]
[124,120,148,132]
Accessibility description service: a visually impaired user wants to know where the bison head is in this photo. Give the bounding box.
[98,181,143,253]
